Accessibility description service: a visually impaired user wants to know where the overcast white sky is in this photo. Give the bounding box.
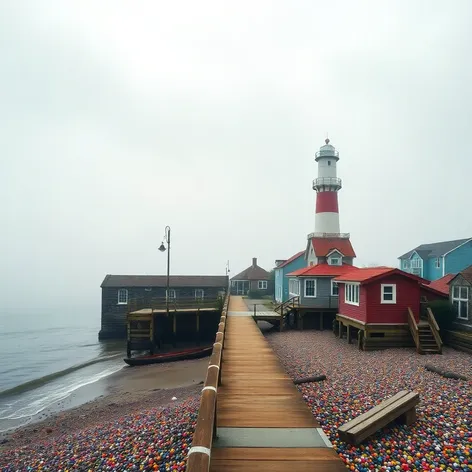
[2,0,472,313]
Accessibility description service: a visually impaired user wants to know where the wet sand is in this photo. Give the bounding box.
[0,357,209,450]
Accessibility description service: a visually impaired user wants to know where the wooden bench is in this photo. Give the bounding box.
[338,390,419,445]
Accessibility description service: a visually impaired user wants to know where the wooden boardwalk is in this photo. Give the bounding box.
[208,296,346,471]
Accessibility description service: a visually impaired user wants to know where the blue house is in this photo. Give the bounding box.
[274,251,305,303]
[398,238,472,281]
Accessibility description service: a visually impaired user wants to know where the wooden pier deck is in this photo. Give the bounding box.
[186,295,345,472]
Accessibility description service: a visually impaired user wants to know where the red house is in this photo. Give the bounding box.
[333,267,446,351]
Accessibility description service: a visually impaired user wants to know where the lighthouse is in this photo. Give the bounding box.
[304,138,356,267]
[313,138,342,235]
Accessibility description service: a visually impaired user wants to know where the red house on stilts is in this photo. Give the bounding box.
[333,267,447,353]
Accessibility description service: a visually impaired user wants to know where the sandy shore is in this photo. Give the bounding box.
[0,356,209,451]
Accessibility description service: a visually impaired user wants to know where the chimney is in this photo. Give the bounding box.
[252,257,257,267]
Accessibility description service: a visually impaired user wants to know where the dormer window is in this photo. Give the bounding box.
[329,257,341,265]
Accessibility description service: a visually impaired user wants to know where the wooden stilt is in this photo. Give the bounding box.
[320,313,324,331]
[172,313,177,347]
[196,310,200,346]
[347,324,352,344]
[338,321,343,338]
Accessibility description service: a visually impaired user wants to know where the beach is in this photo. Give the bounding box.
[0,357,208,454]
[1,328,471,471]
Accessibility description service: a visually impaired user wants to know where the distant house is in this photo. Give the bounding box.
[448,265,472,332]
[274,251,305,303]
[99,275,228,339]
[334,267,446,351]
[230,258,271,295]
[398,238,472,281]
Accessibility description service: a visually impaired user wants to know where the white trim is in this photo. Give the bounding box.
[381,284,397,304]
[434,257,440,269]
[442,256,445,276]
[258,280,268,290]
[195,289,205,300]
[452,285,469,320]
[345,283,360,306]
[328,256,342,266]
[442,238,472,258]
[117,288,128,305]
[167,289,176,300]
[408,250,421,260]
[326,249,344,258]
[304,279,317,298]
[331,279,339,296]
[289,278,300,296]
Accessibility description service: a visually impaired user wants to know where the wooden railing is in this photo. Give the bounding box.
[427,307,443,354]
[274,295,300,314]
[186,294,229,472]
[128,297,224,313]
[407,307,420,353]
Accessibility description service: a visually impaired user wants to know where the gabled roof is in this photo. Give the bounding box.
[398,238,472,259]
[427,274,455,295]
[448,264,472,285]
[287,264,358,277]
[334,267,426,285]
[275,251,305,269]
[101,275,228,288]
[231,260,269,281]
[310,237,356,258]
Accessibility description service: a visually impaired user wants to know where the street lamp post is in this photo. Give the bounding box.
[158,225,171,329]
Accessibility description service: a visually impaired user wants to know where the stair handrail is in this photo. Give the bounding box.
[274,295,299,314]
[426,307,443,353]
[407,307,421,354]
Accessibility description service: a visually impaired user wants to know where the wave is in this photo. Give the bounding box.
[0,353,122,398]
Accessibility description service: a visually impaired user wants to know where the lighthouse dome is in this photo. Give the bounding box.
[315,138,339,162]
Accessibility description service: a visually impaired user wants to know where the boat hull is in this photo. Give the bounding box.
[124,346,212,366]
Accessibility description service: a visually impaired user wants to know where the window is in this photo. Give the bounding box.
[402,260,410,269]
[304,279,317,297]
[258,280,268,290]
[452,286,468,320]
[328,161,331,166]
[329,257,341,266]
[195,289,204,300]
[117,289,128,305]
[289,278,300,296]
[167,289,176,300]
[331,280,339,296]
[435,257,440,268]
[345,283,359,305]
[381,284,396,304]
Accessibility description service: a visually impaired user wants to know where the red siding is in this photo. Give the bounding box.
[366,274,420,324]
[338,284,368,322]
[420,287,448,302]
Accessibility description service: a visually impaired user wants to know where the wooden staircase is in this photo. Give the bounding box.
[274,296,299,316]
[408,307,443,354]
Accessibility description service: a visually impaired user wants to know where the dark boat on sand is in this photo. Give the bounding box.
[124,346,212,366]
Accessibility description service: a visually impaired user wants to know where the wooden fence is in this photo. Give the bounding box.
[185,294,229,472]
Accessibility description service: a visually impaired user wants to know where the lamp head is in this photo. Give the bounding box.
[158,242,166,252]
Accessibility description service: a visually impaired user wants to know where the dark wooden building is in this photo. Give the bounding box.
[99,274,228,340]
[230,257,272,295]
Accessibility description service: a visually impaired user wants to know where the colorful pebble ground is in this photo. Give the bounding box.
[1,330,471,471]
[268,331,471,472]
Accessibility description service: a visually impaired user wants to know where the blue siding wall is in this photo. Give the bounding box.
[274,255,306,303]
[445,240,472,276]
[426,257,443,281]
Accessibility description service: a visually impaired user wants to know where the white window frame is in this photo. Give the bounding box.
[435,257,440,268]
[402,259,410,269]
[258,280,268,290]
[304,279,317,298]
[167,289,176,300]
[289,278,300,296]
[328,256,342,266]
[452,285,469,320]
[331,280,339,296]
[381,284,397,304]
[195,289,205,300]
[344,283,360,306]
[117,288,128,305]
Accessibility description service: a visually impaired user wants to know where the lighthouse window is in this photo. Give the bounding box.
[328,161,331,166]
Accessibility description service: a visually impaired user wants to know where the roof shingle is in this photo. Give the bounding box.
[101,275,228,288]
[275,251,305,269]
[398,238,472,259]
[427,274,455,295]
[287,264,358,277]
[311,238,356,257]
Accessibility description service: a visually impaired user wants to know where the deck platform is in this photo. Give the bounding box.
[209,297,345,471]
[129,307,218,315]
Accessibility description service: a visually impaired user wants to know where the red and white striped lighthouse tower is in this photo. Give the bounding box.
[313,138,342,234]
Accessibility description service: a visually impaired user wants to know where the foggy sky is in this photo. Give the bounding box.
[2,1,472,313]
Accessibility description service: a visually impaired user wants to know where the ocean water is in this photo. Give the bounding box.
[0,309,125,433]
